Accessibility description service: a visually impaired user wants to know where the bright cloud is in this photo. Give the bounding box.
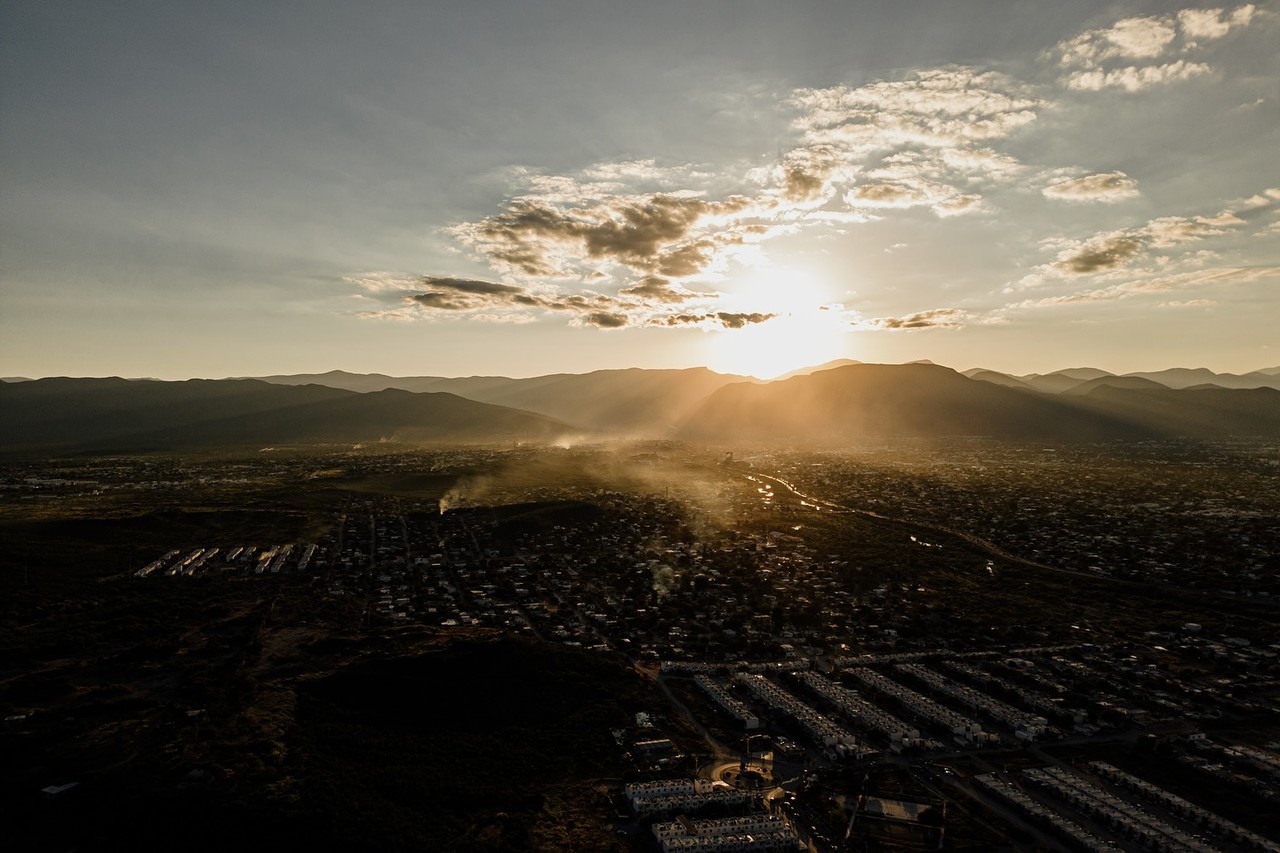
[853,308,973,330]
[1042,171,1140,203]
[344,3,1274,338]
[1052,4,1258,91]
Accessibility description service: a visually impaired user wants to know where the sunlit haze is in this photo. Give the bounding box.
[2,1,1278,379]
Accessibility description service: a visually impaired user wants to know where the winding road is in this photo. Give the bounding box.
[747,471,1132,586]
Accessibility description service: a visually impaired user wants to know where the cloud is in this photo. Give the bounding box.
[1042,171,1140,202]
[343,10,1270,336]
[1051,4,1258,91]
[845,179,983,217]
[853,308,971,330]
[353,272,638,325]
[1177,5,1257,40]
[770,68,1040,210]
[1160,298,1216,308]
[1013,202,1255,288]
[1057,16,1178,66]
[1065,61,1212,92]
[1054,235,1145,274]
[581,311,629,329]
[933,193,983,217]
[790,69,1042,148]
[847,182,930,208]
[649,312,777,330]
[1145,212,1242,247]
[619,275,701,303]
[782,165,828,202]
[407,275,532,310]
[348,268,775,332]
[451,193,761,281]
[1012,266,1278,308]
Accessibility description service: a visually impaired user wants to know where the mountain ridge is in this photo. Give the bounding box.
[4,362,1279,451]
[0,378,573,451]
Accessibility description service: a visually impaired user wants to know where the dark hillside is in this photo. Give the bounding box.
[678,363,1150,442]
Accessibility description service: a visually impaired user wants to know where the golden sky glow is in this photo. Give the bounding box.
[1,2,1277,379]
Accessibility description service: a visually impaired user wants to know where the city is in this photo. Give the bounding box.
[4,442,1277,850]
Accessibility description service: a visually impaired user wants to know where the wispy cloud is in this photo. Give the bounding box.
[1052,4,1257,91]
[648,312,779,330]
[1012,266,1278,307]
[347,271,776,331]
[853,308,972,330]
[1012,199,1264,290]
[342,3,1272,337]
[1042,171,1140,203]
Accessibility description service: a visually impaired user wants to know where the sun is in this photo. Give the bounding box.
[704,268,852,378]
[706,306,850,379]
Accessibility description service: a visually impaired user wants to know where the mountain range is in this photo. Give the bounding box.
[249,367,749,433]
[962,365,1280,394]
[2,361,1278,451]
[0,378,570,452]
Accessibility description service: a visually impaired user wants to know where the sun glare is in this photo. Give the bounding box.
[707,306,850,379]
[705,268,852,378]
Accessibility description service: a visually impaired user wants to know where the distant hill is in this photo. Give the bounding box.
[968,366,1280,394]
[1007,372,1092,394]
[1039,367,1112,381]
[774,359,863,380]
[0,378,574,451]
[961,369,1030,390]
[9,364,1278,451]
[254,367,749,433]
[679,363,1148,442]
[678,363,1280,443]
[1120,367,1280,390]
[248,369,442,394]
[1062,376,1168,395]
[1069,385,1280,438]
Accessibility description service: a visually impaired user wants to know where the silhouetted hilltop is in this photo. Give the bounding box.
[1067,385,1280,439]
[774,358,863,380]
[961,369,1031,390]
[0,378,572,451]
[1120,367,1280,390]
[679,363,1280,442]
[7,364,1278,451]
[255,367,749,432]
[679,363,1147,442]
[970,366,1280,394]
[1062,376,1169,395]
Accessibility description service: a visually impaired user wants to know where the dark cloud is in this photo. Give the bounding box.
[410,292,473,310]
[408,275,534,310]
[856,308,970,329]
[403,279,642,328]
[457,193,755,279]
[714,311,776,329]
[783,166,827,201]
[1054,236,1144,274]
[620,276,699,303]
[655,241,716,277]
[420,275,525,296]
[650,312,777,329]
[583,311,629,328]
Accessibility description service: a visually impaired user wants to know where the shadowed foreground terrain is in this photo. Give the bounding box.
[5,623,645,853]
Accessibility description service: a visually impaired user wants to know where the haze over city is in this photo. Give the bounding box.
[3,1,1278,381]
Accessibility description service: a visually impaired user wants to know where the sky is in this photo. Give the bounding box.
[2,1,1278,380]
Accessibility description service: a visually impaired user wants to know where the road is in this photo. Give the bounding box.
[749,471,1165,589]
